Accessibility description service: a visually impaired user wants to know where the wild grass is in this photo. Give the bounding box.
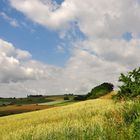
[0,98,139,140]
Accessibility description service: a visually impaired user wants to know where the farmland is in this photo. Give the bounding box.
[0,104,53,117]
[0,95,76,116]
[0,81,139,140]
[0,96,139,140]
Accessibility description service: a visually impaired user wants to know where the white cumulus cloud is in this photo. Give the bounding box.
[1,0,140,97]
[9,0,140,38]
[0,39,49,83]
[0,38,140,97]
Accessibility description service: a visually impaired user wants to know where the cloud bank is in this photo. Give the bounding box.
[10,0,140,37]
[0,0,140,97]
[1,37,140,97]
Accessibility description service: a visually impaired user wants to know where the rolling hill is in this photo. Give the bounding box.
[0,95,139,140]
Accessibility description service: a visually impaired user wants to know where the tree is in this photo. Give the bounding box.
[74,95,86,101]
[64,96,69,100]
[86,82,114,99]
[117,67,140,99]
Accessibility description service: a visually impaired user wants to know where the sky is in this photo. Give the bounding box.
[0,0,140,97]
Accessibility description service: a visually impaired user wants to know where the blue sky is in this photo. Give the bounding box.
[0,0,73,66]
[0,0,140,97]
[0,0,132,67]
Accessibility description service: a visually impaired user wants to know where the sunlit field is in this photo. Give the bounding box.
[1,96,139,140]
[1,0,140,139]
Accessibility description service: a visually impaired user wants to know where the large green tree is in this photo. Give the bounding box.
[86,82,114,99]
[117,67,140,98]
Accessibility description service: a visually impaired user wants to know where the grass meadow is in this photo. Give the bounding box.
[0,97,139,140]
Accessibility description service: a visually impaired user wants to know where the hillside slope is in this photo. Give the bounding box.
[0,98,139,140]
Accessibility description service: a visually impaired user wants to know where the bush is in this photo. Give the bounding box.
[86,83,114,99]
[123,101,140,140]
[74,95,86,101]
[64,96,69,100]
[116,67,140,99]
[2,104,7,106]
[123,101,140,125]
[16,104,22,106]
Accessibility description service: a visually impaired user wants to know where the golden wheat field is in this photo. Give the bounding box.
[0,98,128,140]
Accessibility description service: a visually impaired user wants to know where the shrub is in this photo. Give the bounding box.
[123,101,140,140]
[64,96,69,100]
[16,104,22,106]
[74,95,86,101]
[123,101,140,125]
[2,104,7,106]
[116,67,140,99]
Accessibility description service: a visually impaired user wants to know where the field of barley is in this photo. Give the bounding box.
[0,97,139,140]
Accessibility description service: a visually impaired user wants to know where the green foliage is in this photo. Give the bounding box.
[74,95,86,101]
[64,96,69,100]
[86,82,114,99]
[123,101,140,140]
[123,101,140,125]
[0,97,53,105]
[117,67,140,99]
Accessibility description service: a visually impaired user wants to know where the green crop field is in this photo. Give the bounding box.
[0,95,76,116]
[0,96,139,140]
